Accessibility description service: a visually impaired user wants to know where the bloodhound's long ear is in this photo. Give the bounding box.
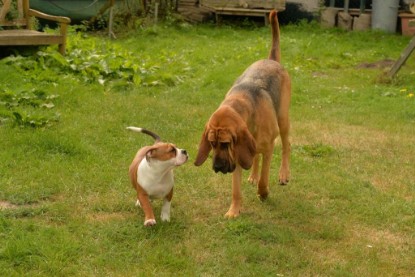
[235,127,256,170]
[194,126,212,166]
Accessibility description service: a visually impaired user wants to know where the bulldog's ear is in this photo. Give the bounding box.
[145,146,158,162]
[145,150,153,162]
[235,127,256,170]
[194,126,212,166]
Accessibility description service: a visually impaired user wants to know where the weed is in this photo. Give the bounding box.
[0,88,59,127]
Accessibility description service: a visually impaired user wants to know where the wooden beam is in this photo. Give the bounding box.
[0,30,63,45]
[387,36,415,78]
[0,0,12,21]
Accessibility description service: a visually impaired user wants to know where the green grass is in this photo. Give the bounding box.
[1,21,414,276]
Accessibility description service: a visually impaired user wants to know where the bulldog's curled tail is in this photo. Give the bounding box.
[127,127,161,143]
[268,10,281,63]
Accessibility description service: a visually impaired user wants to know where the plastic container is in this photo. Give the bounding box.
[372,0,400,33]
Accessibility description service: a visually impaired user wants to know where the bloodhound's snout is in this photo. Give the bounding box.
[213,157,235,174]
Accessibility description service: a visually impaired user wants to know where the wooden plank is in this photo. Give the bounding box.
[0,30,63,45]
[201,0,285,10]
[215,7,272,16]
[387,36,415,78]
[214,7,271,25]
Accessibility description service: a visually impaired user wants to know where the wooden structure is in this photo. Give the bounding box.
[200,0,285,24]
[0,0,70,55]
[387,35,415,78]
[178,0,213,23]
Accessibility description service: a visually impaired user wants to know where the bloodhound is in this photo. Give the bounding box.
[194,10,291,218]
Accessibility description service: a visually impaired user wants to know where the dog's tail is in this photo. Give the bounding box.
[127,127,161,143]
[268,10,281,63]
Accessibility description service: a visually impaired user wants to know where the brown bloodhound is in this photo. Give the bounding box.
[194,10,291,218]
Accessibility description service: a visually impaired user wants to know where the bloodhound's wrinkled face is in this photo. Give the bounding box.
[208,128,236,173]
[194,123,256,174]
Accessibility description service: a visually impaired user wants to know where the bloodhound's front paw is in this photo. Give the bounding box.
[279,168,290,185]
[248,174,260,185]
[225,206,240,218]
[257,188,269,201]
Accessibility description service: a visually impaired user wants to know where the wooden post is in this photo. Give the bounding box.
[0,0,12,21]
[22,0,31,29]
[108,6,116,39]
[59,22,68,55]
[387,36,415,78]
[155,2,159,23]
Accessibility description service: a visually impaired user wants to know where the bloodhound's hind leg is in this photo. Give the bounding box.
[278,76,291,185]
[278,115,290,185]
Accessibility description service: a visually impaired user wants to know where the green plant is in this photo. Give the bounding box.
[0,27,191,127]
[2,30,190,87]
[0,88,59,127]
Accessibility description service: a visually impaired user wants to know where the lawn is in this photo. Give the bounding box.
[0,19,414,276]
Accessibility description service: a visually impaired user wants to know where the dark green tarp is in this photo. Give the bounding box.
[31,0,108,22]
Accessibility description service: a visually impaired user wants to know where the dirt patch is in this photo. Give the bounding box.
[350,225,413,252]
[0,200,46,210]
[356,59,395,69]
[0,201,19,210]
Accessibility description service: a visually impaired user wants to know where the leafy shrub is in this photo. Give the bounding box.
[2,30,190,87]
[0,89,59,127]
[0,28,191,127]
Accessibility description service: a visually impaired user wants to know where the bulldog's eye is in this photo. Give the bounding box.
[170,148,176,154]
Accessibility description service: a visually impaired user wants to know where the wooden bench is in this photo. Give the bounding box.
[214,7,273,25]
[200,0,285,25]
[0,0,71,55]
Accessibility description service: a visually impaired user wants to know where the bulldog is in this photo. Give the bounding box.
[127,127,188,226]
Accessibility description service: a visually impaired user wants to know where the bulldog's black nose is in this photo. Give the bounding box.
[181,149,187,155]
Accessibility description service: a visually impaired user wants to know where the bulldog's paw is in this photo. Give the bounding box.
[160,212,170,222]
[144,219,156,227]
[160,200,171,222]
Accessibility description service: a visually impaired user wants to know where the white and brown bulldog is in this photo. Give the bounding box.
[127,127,188,227]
